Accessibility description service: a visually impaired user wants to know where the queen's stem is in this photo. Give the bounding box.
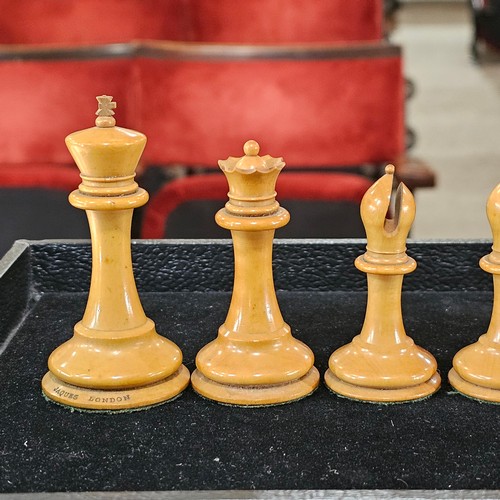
[223,230,284,336]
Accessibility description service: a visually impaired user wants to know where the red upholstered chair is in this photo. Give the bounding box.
[184,0,383,44]
[177,1,436,194]
[0,46,136,254]
[0,0,187,45]
[136,41,405,239]
[0,41,431,246]
[0,0,381,47]
[137,42,404,170]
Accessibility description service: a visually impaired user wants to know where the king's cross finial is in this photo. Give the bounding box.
[95,95,117,128]
[96,95,116,117]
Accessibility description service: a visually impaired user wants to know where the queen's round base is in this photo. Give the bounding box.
[191,367,320,406]
[324,369,441,403]
[41,365,190,411]
[448,368,500,403]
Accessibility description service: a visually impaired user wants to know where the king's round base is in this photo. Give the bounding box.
[448,368,500,403]
[324,369,441,403]
[191,367,320,406]
[41,366,190,411]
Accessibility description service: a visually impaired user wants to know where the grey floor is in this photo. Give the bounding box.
[393,1,500,239]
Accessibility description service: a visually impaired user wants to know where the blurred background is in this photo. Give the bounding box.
[0,0,498,256]
[393,0,500,239]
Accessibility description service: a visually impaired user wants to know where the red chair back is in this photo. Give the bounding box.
[0,48,134,169]
[0,0,186,45]
[136,42,404,169]
[0,0,381,46]
[185,0,383,43]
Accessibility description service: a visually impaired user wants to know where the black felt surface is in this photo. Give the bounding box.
[1,288,499,493]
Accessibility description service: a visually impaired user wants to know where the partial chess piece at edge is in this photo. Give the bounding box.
[41,96,190,411]
[325,165,441,403]
[191,140,320,406]
[449,182,500,402]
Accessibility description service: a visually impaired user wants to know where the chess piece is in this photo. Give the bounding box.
[41,96,189,411]
[325,165,441,402]
[449,183,500,402]
[191,140,320,405]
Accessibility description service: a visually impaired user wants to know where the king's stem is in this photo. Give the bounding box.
[82,209,147,331]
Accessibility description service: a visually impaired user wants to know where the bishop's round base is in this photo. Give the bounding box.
[324,369,441,403]
[448,368,500,403]
[191,367,320,406]
[41,365,190,411]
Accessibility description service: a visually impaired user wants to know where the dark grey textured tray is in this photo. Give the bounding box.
[0,239,499,499]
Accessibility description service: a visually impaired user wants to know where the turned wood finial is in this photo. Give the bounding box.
[95,95,116,127]
[360,164,415,255]
[218,140,284,174]
[243,139,260,156]
[217,140,285,217]
[65,96,146,183]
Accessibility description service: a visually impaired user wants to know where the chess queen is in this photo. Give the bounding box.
[191,140,320,405]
